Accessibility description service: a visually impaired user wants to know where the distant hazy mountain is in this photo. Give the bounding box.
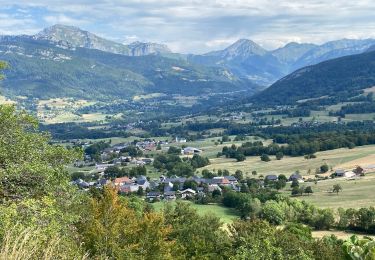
[254,49,375,105]
[0,35,257,100]
[365,44,375,53]
[35,24,171,56]
[271,42,317,64]
[291,39,375,70]
[189,38,375,85]
[188,39,284,86]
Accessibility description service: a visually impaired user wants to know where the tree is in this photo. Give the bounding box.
[0,105,82,201]
[353,166,364,176]
[262,200,285,225]
[260,154,271,162]
[190,154,210,168]
[305,186,313,196]
[276,152,284,160]
[291,186,300,196]
[234,170,244,181]
[0,60,8,80]
[320,164,329,173]
[164,202,230,259]
[137,186,144,196]
[291,179,299,188]
[167,146,182,155]
[79,186,174,258]
[333,184,342,195]
[235,153,246,162]
[275,180,286,190]
[278,174,287,182]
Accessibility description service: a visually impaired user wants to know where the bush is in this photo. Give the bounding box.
[260,154,271,162]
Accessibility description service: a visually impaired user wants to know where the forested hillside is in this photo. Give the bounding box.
[0,36,257,100]
[254,50,375,105]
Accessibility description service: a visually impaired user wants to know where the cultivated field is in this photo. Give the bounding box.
[36,98,110,124]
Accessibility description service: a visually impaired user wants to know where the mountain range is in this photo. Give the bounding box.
[0,34,255,100]
[188,38,375,85]
[35,24,171,56]
[254,49,375,104]
[0,24,375,102]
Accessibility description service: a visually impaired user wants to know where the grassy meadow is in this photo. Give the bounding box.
[203,145,375,177]
[284,174,375,209]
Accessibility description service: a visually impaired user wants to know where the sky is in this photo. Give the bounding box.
[0,0,375,54]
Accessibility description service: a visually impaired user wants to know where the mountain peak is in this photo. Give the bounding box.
[34,24,171,56]
[224,39,267,57]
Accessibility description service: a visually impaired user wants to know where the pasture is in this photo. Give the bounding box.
[203,145,375,177]
[286,174,375,209]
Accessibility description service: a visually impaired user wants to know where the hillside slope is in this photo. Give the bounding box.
[0,36,258,100]
[189,39,375,86]
[254,50,375,104]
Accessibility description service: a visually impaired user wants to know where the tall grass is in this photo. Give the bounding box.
[0,227,88,260]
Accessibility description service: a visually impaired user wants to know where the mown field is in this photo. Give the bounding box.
[284,174,375,209]
[203,145,375,177]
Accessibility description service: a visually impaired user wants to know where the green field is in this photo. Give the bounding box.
[284,174,375,209]
[203,145,375,177]
[152,201,239,224]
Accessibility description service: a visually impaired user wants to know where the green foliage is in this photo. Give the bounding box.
[0,37,253,100]
[0,105,82,201]
[78,186,174,259]
[342,235,375,260]
[276,151,284,160]
[255,49,375,105]
[121,145,143,157]
[167,146,182,155]
[260,153,271,162]
[333,184,343,194]
[0,60,8,80]
[164,202,231,259]
[320,164,329,173]
[262,200,286,225]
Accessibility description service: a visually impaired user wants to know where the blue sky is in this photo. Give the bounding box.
[1,1,375,54]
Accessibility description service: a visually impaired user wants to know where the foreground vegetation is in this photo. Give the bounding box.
[0,104,371,260]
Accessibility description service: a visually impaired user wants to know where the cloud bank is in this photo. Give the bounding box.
[1,0,375,53]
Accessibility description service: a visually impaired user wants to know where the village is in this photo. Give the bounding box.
[71,135,375,202]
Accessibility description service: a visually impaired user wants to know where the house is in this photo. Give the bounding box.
[164,191,176,200]
[97,178,110,187]
[146,192,162,201]
[224,176,238,184]
[208,184,222,192]
[178,188,196,199]
[343,171,356,178]
[95,163,114,171]
[164,182,174,192]
[114,176,133,186]
[211,176,231,185]
[175,137,187,143]
[289,172,303,182]
[119,184,139,193]
[138,180,150,189]
[78,181,90,189]
[141,158,154,164]
[183,147,202,155]
[265,175,278,182]
[335,169,346,177]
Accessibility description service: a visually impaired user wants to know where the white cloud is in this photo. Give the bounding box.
[0,1,375,52]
